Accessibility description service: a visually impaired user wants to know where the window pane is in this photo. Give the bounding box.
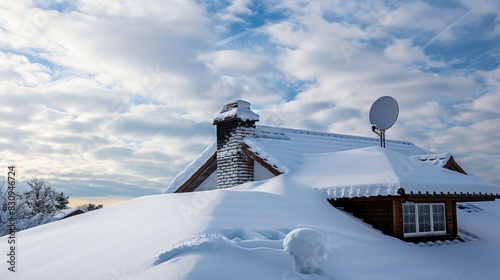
[403,204,416,234]
[418,204,431,233]
[432,204,446,232]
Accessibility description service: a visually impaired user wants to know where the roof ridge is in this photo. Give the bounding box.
[256,124,415,146]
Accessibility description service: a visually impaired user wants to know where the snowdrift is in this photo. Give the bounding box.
[2,174,500,279]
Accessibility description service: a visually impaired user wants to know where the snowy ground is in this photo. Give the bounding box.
[1,174,500,279]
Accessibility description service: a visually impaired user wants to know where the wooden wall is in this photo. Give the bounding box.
[328,196,486,243]
[330,199,394,235]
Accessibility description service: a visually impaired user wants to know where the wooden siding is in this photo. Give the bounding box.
[449,201,458,238]
[330,199,394,235]
[330,195,495,243]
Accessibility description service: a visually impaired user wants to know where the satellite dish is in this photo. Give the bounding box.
[369,96,399,130]
[369,96,399,148]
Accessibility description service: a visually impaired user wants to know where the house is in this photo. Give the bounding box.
[55,208,86,220]
[164,100,500,242]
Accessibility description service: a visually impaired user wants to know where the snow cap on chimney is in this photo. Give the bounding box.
[213,100,259,124]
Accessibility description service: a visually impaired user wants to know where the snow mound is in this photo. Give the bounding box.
[283,228,327,275]
[153,234,222,265]
[154,229,289,266]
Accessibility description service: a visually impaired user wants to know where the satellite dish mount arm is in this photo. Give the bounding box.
[371,125,386,148]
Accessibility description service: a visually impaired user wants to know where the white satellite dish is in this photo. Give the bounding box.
[369,96,399,148]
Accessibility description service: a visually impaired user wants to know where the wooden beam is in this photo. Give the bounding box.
[392,200,403,239]
[451,201,458,238]
[241,144,282,176]
[331,194,496,203]
[404,195,496,202]
[174,152,217,193]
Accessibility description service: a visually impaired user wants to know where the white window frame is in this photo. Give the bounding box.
[402,202,446,237]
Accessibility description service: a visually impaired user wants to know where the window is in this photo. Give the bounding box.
[403,203,446,236]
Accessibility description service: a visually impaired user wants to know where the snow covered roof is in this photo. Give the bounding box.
[290,146,500,199]
[244,125,430,174]
[164,126,500,197]
[413,153,451,167]
[54,208,85,220]
[164,124,432,194]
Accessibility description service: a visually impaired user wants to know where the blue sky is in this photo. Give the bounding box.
[0,0,499,206]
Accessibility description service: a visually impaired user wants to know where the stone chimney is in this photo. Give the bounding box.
[213,100,259,189]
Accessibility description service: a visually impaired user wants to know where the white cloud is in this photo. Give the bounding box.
[388,2,459,31]
[0,0,499,203]
[226,0,253,16]
[0,52,51,85]
[384,38,445,67]
[198,50,271,75]
[258,1,500,185]
[216,0,253,23]
[459,0,500,15]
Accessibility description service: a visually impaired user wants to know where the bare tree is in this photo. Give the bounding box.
[0,178,71,237]
[24,178,58,217]
[0,179,28,236]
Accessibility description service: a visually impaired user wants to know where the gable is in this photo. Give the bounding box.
[173,152,216,193]
[169,147,280,193]
[254,161,275,181]
[443,156,467,175]
[163,142,216,194]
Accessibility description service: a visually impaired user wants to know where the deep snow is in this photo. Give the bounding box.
[2,170,500,279]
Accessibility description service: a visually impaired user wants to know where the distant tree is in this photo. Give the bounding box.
[85,203,103,211]
[74,203,103,212]
[74,204,88,210]
[23,178,58,217]
[54,192,69,210]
